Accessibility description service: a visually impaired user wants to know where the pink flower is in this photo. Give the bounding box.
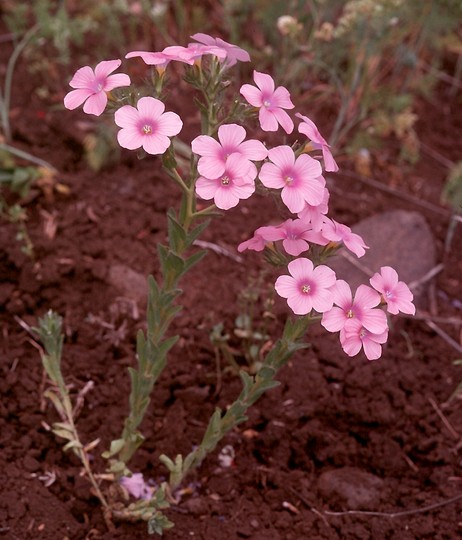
[196,153,256,210]
[192,124,267,178]
[321,280,388,335]
[275,258,336,315]
[259,146,324,213]
[126,47,194,69]
[240,71,294,133]
[369,266,415,315]
[120,473,153,500]
[237,230,267,252]
[321,218,368,257]
[191,33,251,66]
[64,59,130,116]
[256,219,322,256]
[184,42,228,63]
[340,318,389,360]
[296,113,339,172]
[297,187,330,231]
[114,96,183,155]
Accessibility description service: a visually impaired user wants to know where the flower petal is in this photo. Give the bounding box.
[64,88,93,110]
[83,91,107,116]
[253,71,275,95]
[143,134,171,155]
[94,59,121,78]
[156,111,183,137]
[69,66,95,89]
[137,96,165,119]
[114,105,140,128]
[117,127,142,150]
[104,73,131,91]
[240,84,262,107]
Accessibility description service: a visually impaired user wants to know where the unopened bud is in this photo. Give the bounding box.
[277,15,303,37]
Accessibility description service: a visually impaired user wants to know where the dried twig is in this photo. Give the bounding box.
[425,320,462,355]
[428,397,460,441]
[287,487,331,528]
[407,264,445,291]
[338,170,450,217]
[338,250,375,277]
[193,239,243,263]
[323,493,462,519]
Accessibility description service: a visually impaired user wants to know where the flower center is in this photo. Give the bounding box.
[346,309,354,318]
[301,284,311,294]
[142,124,152,134]
[359,328,368,339]
[284,175,294,185]
[384,290,393,299]
[221,175,230,185]
[263,99,271,108]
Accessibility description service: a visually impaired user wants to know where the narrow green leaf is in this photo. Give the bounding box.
[167,209,187,253]
[239,370,254,397]
[183,249,207,273]
[102,438,126,459]
[187,218,211,246]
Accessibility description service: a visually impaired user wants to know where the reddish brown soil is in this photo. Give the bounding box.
[1,32,462,540]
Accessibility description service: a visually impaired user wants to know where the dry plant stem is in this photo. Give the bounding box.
[323,493,462,519]
[37,314,109,509]
[428,397,460,440]
[339,170,450,217]
[425,320,462,355]
[58,392,109,509]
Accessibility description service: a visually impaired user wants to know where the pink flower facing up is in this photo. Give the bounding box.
[370,266,416,315]
[321,217,368,258]
[296,113,339,172]
[114,96,182,155]
[64,59,131,116]
[240,71,295,134]
[192,123,267,178]
[119,473,153,500]
[190,33,251,67]
[321,280,388,337]
[341,318,389,361]
[259,145,324,213]
[195,153,256,210]
[275,258,336,315]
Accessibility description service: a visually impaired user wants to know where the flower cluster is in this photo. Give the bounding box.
[63,33,414,361]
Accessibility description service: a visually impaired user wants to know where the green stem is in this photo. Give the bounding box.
[165,316,313,490]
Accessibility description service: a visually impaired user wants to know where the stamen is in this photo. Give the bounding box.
[301,284,311,294]
[284,175,294,184]
[221,176,230,185]
[143,125,152,134]
[346,309,354,318]
[263,100,271,108]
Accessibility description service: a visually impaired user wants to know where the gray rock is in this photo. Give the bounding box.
[329,210,436,308]
[318,467,384,509]
[107,264,147,304]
